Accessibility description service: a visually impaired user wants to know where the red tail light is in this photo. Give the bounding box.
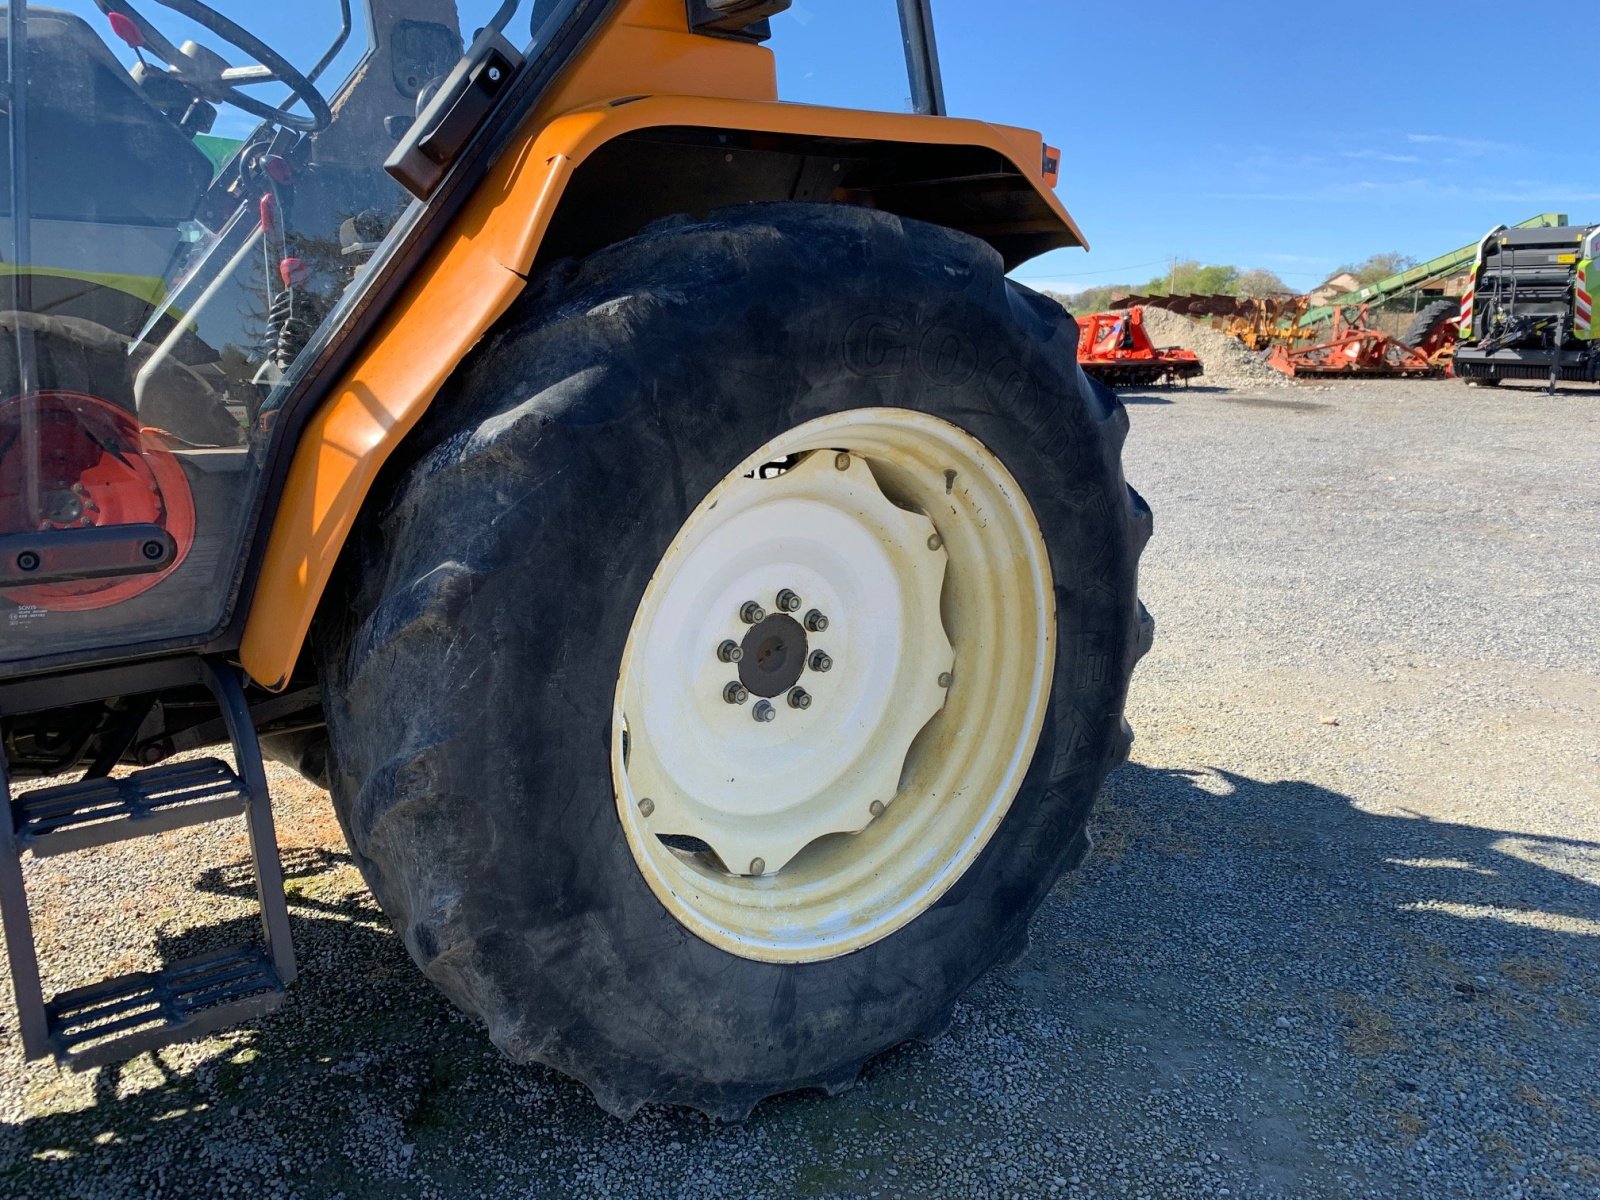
[0,392,194,611]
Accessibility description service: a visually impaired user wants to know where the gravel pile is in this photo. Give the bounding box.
[1135,306,1289,387]
[2,377,1597,1198]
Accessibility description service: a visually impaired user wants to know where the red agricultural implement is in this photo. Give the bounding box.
[1114,292,1309,351]
[1077,307,1203,387]
[1269,307,1438,378]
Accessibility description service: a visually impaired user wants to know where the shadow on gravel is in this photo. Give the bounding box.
[196,844,359,917]
[1094,764,1600,940]
[3,764,1597,1197]
[1215,394,1330,413]
[1480,382,1599,397]
[1039,764,1600,1192]
[1120,385,1302,408]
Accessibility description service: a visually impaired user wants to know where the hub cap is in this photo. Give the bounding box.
[612,409,1055,962]
[737,612,810,698]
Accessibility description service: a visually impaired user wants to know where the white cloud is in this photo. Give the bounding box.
[1207,178,1600,205]
[1342,150,1423,164]
[1405,133,1519,155]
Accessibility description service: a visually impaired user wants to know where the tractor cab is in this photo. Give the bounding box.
[0,0,978,681]
[0,1,494,675]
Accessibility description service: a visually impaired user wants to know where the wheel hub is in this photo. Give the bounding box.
[612,409,1056,962]
[738,613,809,699]
[617,448,954,877]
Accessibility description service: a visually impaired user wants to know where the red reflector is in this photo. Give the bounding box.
[279,257,308,288]
[259,194,277,233]
[1042,145,1061,188]
[107,11,145,49]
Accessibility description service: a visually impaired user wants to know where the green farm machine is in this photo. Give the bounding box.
[1454,221,1599,391]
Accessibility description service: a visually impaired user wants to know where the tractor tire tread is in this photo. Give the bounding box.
[317,203,1151,1120]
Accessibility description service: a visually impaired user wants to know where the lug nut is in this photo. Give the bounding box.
[870,800,886,818]
[752,700,776,723]
[718,639,744,663]
[740,601,766,624]
[809,651,833,673]
[938,672,953,688]
[638,797,656,817]
[788,688,812,710]
[750,857,767,875]
[927,533,943,551]
[834,452,851,471]
[804,609,829,633]
[776,588,803,613]
[724,682,750,705]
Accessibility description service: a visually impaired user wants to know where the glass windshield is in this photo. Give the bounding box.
[767,1,913,113]
[0,1,540,669]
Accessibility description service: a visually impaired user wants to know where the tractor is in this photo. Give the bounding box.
[0,0,1151,1118]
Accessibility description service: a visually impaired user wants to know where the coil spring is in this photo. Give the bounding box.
[267,288,317,371]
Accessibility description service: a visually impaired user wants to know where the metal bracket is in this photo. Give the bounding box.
[686,0,790,42]
[385,28,524,200]
[0,525,176,588]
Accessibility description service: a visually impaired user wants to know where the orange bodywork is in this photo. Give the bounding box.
[239,0,1083,689]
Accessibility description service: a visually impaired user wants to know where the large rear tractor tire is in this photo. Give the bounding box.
[315,203,1153,1119]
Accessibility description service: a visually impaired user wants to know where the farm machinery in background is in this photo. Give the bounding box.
[1454,222,1599,392]
[1105,288,1447,380]
[1274,213,1568,379]
[1267,305,1442,378]
[1075,307,1203,387]
[1111,213,1570,380]
[1113,293,1310,352]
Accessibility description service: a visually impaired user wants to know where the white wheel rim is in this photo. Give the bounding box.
[611,409,1055,963]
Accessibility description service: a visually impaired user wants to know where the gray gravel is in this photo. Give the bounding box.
[1136,308,1291,389]
[2,376,1598,1198]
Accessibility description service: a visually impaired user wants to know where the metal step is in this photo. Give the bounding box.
[15,758,249,858]
[0,656,296,1067]
[46,944,286,1070]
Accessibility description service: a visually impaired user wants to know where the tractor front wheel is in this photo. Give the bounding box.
[316,204,1151,1118]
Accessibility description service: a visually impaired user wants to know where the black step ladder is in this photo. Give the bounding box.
[0,657,295,1068]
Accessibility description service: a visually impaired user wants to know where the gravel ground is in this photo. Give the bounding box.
[2,376,1597,1199]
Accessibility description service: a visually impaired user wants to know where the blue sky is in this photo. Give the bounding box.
[776,2,1600,292]
[52,0,1599,294]
[918,2,1600,293]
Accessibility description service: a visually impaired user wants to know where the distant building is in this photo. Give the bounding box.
[1418,271,1470,299]
[1307,272,1362,305]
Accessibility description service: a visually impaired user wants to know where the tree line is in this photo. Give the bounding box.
[1049,253,1415,315]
